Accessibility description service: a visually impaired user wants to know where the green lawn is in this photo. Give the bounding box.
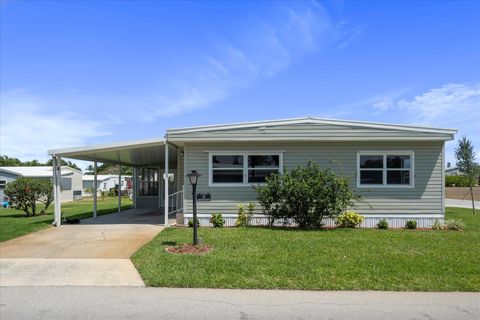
[132,207,480,291]
[0,196,132,242]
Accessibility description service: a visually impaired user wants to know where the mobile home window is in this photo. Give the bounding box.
[210,153,282,185]
[211,155,244,184]
[358,152,413,187]
[247,155,280,183]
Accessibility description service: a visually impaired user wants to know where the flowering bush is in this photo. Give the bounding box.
[336,211,364,228]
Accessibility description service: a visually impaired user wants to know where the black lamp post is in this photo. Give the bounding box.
[187,170,201,245]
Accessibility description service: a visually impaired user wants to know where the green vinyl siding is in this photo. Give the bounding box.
[183,141,443,215]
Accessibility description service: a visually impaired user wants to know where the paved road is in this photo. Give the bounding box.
[446,198,480,209]
[0,208,163,286]
[0,287,478,320]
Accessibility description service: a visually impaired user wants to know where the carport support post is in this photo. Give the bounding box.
[93,161,97,218]
[52,155,62,227]
[118,165,121,213]
[164,143,169,226]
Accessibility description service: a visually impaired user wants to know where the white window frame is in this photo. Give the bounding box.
[208,151,284,187]
[357,151,414,188]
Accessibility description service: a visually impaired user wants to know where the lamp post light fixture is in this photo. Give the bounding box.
[187,170,201,245]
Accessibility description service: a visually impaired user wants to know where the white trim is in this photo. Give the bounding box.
[208,152,284,187]
[167,117,457,135]
[356,151,415,189]
[441,142,446,214]
[184,213,445,219]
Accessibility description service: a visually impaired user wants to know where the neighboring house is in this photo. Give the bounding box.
[445,167,461,176]
[48,117,457,228]
[82,175,132,195]
[0,166,83,202]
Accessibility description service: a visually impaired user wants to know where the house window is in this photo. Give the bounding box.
[212,155,244,184]
[0,180,6,188]
[138,168,159,196]
[248,155,280,183]
[358,152,413,187]
[209,153,282,185]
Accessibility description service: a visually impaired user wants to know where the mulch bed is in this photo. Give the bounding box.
[165,243,212,255]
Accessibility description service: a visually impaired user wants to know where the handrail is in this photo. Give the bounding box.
[167,187,183,215]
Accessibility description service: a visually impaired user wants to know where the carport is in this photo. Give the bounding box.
[48,138,183,227]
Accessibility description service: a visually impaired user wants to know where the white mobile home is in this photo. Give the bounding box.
[0,166,83,202]
[82,174,132,195]
[47,117,456,227]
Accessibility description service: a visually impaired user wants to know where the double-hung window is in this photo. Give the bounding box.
[358,151,414,187]
[210,153,282,186]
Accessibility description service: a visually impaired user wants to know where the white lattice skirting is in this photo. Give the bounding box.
[183,214,444,228]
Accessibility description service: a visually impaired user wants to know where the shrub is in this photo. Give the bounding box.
[432,219,443,230]
[377,218,389,229]
[255,162,361,228]
[210,213,225,228]
[236,203,254,227]
[187,218,200,228]
[337,211,364,228]
[4,177,53,216]
[445,175,470,187]
[443,219,465,231]
[405,220,417,229]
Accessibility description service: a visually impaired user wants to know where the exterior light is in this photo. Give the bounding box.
[186,170,201,245]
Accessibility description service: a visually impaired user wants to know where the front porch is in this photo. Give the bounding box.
[48,138,184,226]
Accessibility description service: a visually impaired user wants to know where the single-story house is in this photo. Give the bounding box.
[445,167,461,176]
[82,174,132,195]
[47,117,456,228]
[0,166,83,202]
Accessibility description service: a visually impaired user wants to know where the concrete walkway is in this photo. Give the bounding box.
[0,208,164,286]
[0,287,478,320]
[446,198,480,209]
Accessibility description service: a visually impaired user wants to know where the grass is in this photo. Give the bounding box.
[132,207,480,291]
[0,196,132,242]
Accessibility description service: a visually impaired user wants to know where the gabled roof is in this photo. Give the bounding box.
[167,117,457,142]
[0,166,81,177]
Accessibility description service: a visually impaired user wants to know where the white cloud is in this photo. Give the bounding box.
[333,82,480,166]
[144,2,355,118]
[0,89,111,162]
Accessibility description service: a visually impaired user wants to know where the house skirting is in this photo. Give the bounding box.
[183,214,444,228]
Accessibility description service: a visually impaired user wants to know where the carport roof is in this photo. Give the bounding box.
[47,137,175,167]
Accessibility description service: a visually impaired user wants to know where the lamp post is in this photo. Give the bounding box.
[187,170,201,245]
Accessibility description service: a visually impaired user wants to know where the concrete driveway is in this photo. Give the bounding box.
[0,208,164,286]
[446,198,480,209]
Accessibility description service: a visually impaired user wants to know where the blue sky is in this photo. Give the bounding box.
[1,0,479,168]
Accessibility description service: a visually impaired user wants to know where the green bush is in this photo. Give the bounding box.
[336,211,364,228]
[443,219,465,231]
[377,218,389,229]
[235,203,254,227]
[187,218,200,228]
[210,213,225,228]
[445,175,470,187]
[4,177,53,216]
[405,220,417,229]
[255,162,361,228]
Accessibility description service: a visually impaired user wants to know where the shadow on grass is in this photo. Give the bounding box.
[160,241,178,246]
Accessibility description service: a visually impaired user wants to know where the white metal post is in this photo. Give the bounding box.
[118,165,122,213]
[164,143,169,225]
[53,155,62,227]
[132,167,137,209]
[93,161,97,218]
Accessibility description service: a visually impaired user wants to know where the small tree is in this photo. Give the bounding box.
[455,136,479,214]
[4,177,53,216]
[255,162,361,228]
